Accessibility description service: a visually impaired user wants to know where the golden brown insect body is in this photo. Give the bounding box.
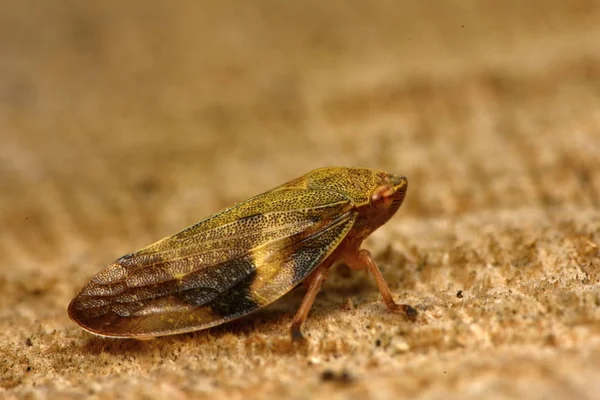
[68,167,416,341]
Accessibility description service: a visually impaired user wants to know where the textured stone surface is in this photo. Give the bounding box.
[1,1,599,398]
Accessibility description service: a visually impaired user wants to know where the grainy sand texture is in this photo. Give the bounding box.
[1,1,600,399]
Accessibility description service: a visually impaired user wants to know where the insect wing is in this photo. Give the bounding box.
[68,189,356,337]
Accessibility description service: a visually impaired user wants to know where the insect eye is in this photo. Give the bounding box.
[370,185,394,209]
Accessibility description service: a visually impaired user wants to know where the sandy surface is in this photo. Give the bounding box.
[1,1,600,399]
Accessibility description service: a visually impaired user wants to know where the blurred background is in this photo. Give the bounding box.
[2,0,598,271]
[2,0,600,302]
[1,0,600,397]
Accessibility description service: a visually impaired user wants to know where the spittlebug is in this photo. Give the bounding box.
[68,167,417,341]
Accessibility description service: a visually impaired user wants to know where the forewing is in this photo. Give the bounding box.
[68,188,356,337]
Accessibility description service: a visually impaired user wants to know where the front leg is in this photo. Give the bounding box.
[343,249,417,321]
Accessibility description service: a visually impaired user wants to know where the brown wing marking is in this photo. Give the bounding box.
[68,189,356,337]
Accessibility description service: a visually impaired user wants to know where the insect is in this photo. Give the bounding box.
[68,167,417,341]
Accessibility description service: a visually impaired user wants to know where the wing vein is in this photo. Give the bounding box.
[112,210,355,308]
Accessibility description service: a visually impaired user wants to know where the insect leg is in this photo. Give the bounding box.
[344,249,417,321]
[289,265,328,342]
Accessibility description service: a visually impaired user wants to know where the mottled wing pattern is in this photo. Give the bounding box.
[68,188,356,337]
